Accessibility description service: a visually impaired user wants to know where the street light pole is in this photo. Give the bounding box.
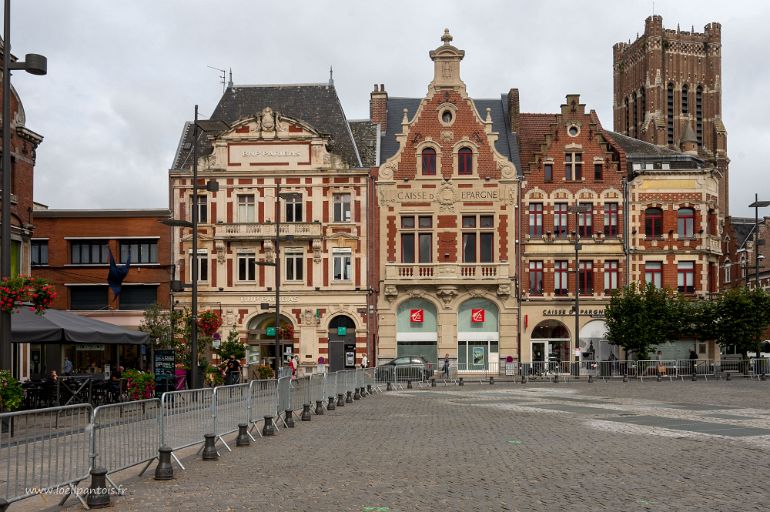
[189,105,200,389]
[1,0,46,372]
[569,204,590,373]
[749,194,770,291]
[274,182,281,377]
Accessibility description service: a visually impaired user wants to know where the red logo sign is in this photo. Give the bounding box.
[410,309,424,323]
[471,309,485,323]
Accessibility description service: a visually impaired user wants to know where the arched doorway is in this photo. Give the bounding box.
[246,313,296,369]
[396,299,438,367]
[531,320,570,363]
[579,320,614,361]
[328,315,356,372]
[457,299,499,371]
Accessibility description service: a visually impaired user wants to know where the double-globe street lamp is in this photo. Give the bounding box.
[749,194,770,291]
[569,203,592,374]
[1,0,47,372]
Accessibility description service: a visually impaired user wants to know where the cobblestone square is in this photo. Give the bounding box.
[15,380,770,512]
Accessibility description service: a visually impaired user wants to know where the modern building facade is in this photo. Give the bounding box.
[371,31,519,371]
[169,83,376,373]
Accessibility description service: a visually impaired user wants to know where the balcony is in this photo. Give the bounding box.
[214,222,322,241]
[384,263,510,284]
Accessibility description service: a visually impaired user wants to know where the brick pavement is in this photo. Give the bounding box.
[12,380,770,512]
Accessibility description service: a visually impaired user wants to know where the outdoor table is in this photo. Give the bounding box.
[57,375,100,406]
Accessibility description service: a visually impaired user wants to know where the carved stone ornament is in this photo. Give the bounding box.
[216,243,226,264]
[436,285,458,308]
[497,283,512,298]
[379,164,395,181]
[302,308,318,326]
[260,107,275,132]
[312,239,322,263]
[468,288,487,298]
[437,181,457,212]
[498,161,516,180]
[408,288,426,299]
[384,284,398,301]
[263,239,275,262]
[441,130,453,142]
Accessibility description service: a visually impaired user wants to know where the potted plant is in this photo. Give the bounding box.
[123,369,156,400]
[0,276,57,314]
[0,370,23,412]
[255,365,275,380]
[204,364,224,387]
[197,310,223,337]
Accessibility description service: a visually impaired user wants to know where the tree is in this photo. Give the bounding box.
[139,303,184,350]
[605,283,676,359]
[217,327,246,360]
[713,287,770,359]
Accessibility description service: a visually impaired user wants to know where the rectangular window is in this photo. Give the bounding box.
[70,240,109,264]
[119,285,158,310]
[285,250,304,281]
[462,215,494,263]
[554,260,568,295]
[724,262,732,284]
[578,202,593,237]
[529,203,543,237]
[237,252,256,281]
[594,163,603,181]
[677,208,695,239]
[603,203,619,238]
[565,153,582,181]
[237,195,255,222]
[418,233,432,263]
[401,216,432,263]
[677,261,695,293]
[554,203,568,239]
[333,193,352,222]
[119,240,158,264]
[645,262,663,288]
[645,208,663,238]
[284,194,303,222]
[401,233,415,263]
[579,261,593,295]
[544,163,553,183]
[529,261,544,295]
[70,285,108,310]
[31,240,48,266]
[196,195,208,224]
[333,249,353,281]
[604,260,619,292]
[192,251,208,283]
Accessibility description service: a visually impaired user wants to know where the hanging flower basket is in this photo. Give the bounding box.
[276,325,294,340]
[0,276,57,315]
[197,310,223,337]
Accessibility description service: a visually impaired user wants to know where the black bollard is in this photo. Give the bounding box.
[553,374,559,383]
[346,390,353,403]
[691,373,697,382]
[459,378,464,387]
[489,376,494,385]
[520,375,526,384]
[367,384,373,394]
[86,467,110,508]
[622,374,628,382]
[0,499,8,512]
[431,379,437,388]
[762,374,767,382]
[284,409,295,428]
[236,423,250,446]
[386,382,393,391]
[354,388,361,400]
[726,372,731,381]
[328,396,336,411]
[301,403,312,421]
[588,374,593,383]
[316,400,325,415]
[154,446,174,480]
[262,415,276,436]
[406,380,413,389]
[337,393,345,407]
[202,433,218,460]
[656,374,661,382]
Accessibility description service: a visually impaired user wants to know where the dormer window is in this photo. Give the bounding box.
[458,147,473,175]
[422,148,436,176]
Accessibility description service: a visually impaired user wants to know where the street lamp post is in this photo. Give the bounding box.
[1,0,47,372]
[274,183,281,377]
[569,204,591,374]
[749,194,770,291]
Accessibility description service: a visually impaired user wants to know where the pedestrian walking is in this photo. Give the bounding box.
[225,354,241,385]
[361,354,368,369]
[656,350,666,376]
[689,348,698,375]
[442,353,450,379]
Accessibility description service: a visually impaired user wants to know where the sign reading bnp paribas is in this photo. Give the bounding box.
[228,143,310,166]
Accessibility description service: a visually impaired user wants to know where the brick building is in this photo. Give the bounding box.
[613,15,729,214]
[372,31,519,370]
[169,82,376,373]
[722,216,770,292]
[518,95,627,363]
[30,208,173,377]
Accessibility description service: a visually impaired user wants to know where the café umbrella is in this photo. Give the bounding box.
[9,307,149,345]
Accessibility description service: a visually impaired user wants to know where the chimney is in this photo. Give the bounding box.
[370,84,388,134]
[507,88,520,133]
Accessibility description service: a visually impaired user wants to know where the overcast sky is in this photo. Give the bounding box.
[9,0,769,217]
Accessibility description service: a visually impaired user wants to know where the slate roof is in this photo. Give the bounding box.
[172,84,362,170]
[379,96,520,173]
[730,217,759,249]
[603,131,698,162]
[348,120,378,167]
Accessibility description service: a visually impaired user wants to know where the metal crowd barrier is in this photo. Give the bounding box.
[290,376,311,416]
[0,404,92,508]
[91,399,160,489]
[248,379,278,436]
[310,373,326,411]
[159,388,214,469]
[363,368,377,392]
[212,383,251,450]
[276,376,291,426]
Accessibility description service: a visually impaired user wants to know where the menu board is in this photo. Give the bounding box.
[154,349,175,396]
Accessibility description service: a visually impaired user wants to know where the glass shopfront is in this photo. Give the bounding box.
[457,299,499,371]
[531,320,570,363]
[396,299,438,367]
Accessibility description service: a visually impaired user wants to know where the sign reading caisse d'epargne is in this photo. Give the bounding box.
[410,309,424,323]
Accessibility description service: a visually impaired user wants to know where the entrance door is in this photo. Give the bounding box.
[532,343,545,362]
[329,340,345,372]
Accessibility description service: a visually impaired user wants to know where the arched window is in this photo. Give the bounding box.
[645,207,663,238]
[677,208,695,238]
[666,83,674,144]
[421,148,436,176]
[458,147,473,175]
[696,85,703,146]
[681,84,689,115]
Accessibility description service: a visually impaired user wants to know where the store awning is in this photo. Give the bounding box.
[9,307,150,345]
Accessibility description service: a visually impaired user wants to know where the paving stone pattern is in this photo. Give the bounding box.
[13,380,770,512]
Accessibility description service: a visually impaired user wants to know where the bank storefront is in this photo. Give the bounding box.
[457,299,499,372]
[521,305,614,363]
[396,298,438,368]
